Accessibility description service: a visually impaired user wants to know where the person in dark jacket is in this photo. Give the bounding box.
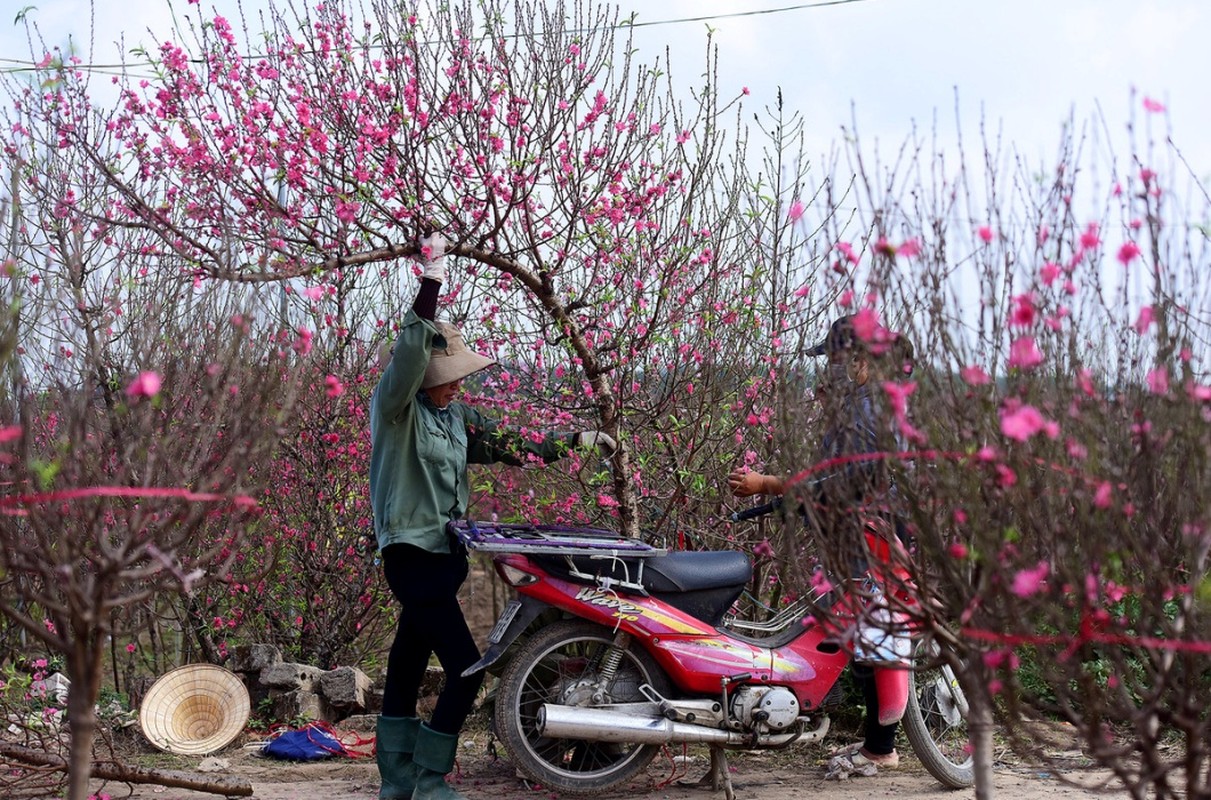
[727,315,904,777]
[371,233,615,800]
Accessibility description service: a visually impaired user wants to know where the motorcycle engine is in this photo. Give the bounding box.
[730,686,800,732]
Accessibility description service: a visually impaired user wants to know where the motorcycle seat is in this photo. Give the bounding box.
[539,550,752,593]
[642,551,753,593]
[534,549,752,627]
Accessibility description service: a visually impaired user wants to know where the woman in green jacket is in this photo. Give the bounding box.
[370,233,615,800]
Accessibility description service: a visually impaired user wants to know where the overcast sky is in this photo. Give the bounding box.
[621,1,1210,182]
[4,0,1208,187]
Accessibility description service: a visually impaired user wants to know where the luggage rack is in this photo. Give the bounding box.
[449,520,667,594]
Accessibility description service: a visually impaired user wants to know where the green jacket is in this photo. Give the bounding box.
[369,310,572,553]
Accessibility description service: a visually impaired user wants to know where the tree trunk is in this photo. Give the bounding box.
[959,662,997,800]
[64,640,103,800]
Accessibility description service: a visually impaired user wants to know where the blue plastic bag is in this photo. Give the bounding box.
[262,723,347,760]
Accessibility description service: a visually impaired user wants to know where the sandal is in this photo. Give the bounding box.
[824,748,899,781]
[827,741,864,758]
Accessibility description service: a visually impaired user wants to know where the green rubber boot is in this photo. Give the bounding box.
[375,715,420,799]
[411,723,468,800]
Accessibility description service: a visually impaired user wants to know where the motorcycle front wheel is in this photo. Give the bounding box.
[902,639,975,788]
[496,619,672,794]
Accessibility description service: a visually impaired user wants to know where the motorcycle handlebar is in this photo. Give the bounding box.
[729,497,783,523]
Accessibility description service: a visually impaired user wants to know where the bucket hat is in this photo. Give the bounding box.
[422,321,497,389]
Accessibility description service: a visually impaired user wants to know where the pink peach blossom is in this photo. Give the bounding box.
[961,365,990,386]
[1008,336,1043,369]
[1009,293,1036,328]
[1011,561,1050,597]
[1146,367,1169,395]
[125,371,161,399]
[1080,222,1101,250]
[1118,241,1141,265]
[1001,403,1048,442]
[1133,306,1154,334]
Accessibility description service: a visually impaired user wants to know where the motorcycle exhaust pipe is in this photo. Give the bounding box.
[538,704,743,746]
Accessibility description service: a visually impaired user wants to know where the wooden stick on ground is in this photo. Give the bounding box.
[0,741,254,797]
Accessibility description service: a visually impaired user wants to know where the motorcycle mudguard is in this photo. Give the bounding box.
[873,665,909,725]
[460,596,547,678]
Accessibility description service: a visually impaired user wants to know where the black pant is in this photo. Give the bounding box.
[380,543,484,735]
[852,662,898,755]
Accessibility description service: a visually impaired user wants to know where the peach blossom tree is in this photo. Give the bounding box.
[764,102,1211,798]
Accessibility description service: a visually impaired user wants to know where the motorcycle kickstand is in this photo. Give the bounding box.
[679,744,735,800]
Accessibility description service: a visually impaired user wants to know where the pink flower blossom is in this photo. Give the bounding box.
[125,371,161,399]
[325,375,345,397]
[1146,367,1169,395]
[1009,293,1036,328]
[1093,481,1113,508]
[293,327,314,356]
[996,464,1017,487]
[1080,222,1101,250]
[977,225,994,243]
[1001,403,1050,442]
[810,570,833,594]
[961,365,990,386]
[836,241,859,265]
[753,538,775,559]
[1076,368,1096,397]
[1142,96,1165,113]
[948,542,969,559]
[896,238,922,258]
[1040,261,1061,286]
[851,307,880,342]
[303,286,324,301]
[787,200,805,222]
[1011,561,1050,597]
[1118,241,1141,265]
[1008,336,1043,370]
[1133,306,1154,334]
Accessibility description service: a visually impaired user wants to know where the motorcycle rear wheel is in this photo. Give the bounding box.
[496,619,672,794]
[902,639,975,788]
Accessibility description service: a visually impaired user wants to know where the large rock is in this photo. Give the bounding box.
[230,644,282,674]
[260,662,326,692]
[320,666,371,709]
[269,689,328,723]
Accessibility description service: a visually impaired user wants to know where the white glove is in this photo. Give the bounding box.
[418,232,448,283]
[575,430,617,457]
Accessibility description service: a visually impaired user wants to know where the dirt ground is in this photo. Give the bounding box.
[90,569,1119,799]
[94,716,1120,800]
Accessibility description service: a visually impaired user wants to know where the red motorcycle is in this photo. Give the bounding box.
[457,506,973,796]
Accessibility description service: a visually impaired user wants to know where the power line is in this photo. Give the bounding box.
[0,0,877,75]
[625,0,874,29]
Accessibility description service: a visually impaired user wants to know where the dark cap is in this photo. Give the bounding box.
[888,332,915,376]
[806,316,857,357]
